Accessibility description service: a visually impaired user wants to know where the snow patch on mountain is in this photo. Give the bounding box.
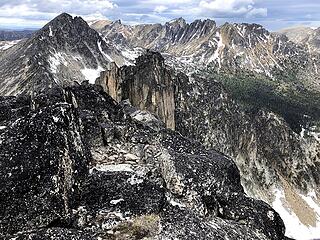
[97,40,113,62]
[48,52,68,74]
[208,32,225,68]
[272,188,320,240]
[121,48,142,62]
[49,26,53,37]
[81,66,104,84]
[90,164,134,173]
[0,40,21,51]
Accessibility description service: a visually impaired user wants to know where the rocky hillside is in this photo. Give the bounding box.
[278,26,320,54]
[92,18,320,90]
[0,82,289,239]
[277,26,314,45]
[0,40,22,52]
[0,13,134,96]
[95,51,320,239]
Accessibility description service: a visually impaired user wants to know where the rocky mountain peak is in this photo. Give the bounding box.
[221,22,270,44]
[277,26,314,44]
[0,13,130,96]
[167,17,187,27]
[113,19,122,25]
[33,12,95,45]
[88,19,112,32]
[106,19,123,30]
[50,12,73,23]
[202,18,217,28]
[135,50,165,68]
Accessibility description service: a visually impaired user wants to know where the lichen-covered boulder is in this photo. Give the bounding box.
[0,96,90,236]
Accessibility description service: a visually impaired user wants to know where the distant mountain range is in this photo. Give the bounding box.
[0,29,34,41]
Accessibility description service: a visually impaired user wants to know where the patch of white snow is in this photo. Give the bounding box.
[49,26,53,37]
[81,66,104,84]
[110,198,124,205]
[272,188,320,240]
[97,40,113,62]
[208,32,225,68]
[90,164,133,173]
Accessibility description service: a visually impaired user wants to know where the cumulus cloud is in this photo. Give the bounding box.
[247,7,267,18]
[198,0,267,17]
[154,5,168,14]
[1,0,320,30]
[0,0,117,28]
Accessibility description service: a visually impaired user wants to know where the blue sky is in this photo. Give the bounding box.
[0,0,320,31]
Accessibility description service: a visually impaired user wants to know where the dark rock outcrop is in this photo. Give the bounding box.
[96,51,175,130]
[1,83,286,239]
[0,89,90,235]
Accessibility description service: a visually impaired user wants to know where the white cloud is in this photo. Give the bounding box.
[154,5,168,14]
[247,7,267,18]
[141,0,193,5]
[0,0,117,28]
[0,0,117,18]
[76,12,109,21]
[199,0,267,18]
[123,12,170,24]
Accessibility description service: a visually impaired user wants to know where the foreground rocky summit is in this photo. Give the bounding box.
[0,83,288,239]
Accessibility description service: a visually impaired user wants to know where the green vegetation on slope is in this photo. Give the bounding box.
[204,68,320,133]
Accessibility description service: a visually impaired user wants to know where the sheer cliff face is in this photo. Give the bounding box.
[96,51,175,130]
[95,62,122,102]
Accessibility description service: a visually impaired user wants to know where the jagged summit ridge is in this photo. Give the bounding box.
[91,16,320,93]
